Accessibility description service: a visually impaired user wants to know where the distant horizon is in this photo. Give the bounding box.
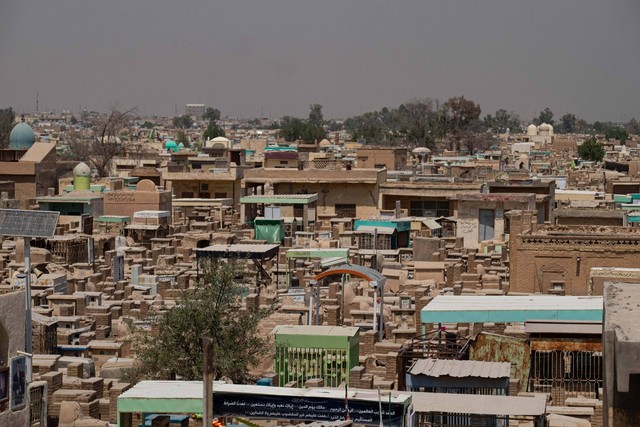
[5,99,637,125]
[2,1,639,123]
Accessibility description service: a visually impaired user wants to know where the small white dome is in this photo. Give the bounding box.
[211,136,230,142]
[547,123,554,135]
[73,162,91,177]
[527,124,538,136]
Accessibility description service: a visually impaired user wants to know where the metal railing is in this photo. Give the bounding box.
[528,349,602,404]
[397,331,471,391]
[29,385,45,427]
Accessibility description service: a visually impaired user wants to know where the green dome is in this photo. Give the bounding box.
[9,121,36,150]
[165,140,178,152]
[177,142,185,149]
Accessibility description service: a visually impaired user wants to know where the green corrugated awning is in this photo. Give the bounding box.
[421,295,603,324]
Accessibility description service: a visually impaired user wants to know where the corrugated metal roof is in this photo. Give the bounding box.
[421,219,442,230]
[408,358,510,379]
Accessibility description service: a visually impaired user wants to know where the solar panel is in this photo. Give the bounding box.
[0,209,59,238]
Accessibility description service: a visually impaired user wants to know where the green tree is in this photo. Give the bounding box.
[533,108,554,126]
[203,107,221,124]
[559,113,577,134]
[67,106,137,177]
[484,109,521,133]
[125,261,270,383]
[442,96,482,150]
[578,136,605,162]
[398,99,439,148]
[70,115,78,126]
[604,127,629,144]
[625,118,640,136]
[278,116,325,143]
[142,121,154,129]
[203,122,226,140]
[592,121,607,133]
[176,131,189,146]
[173,115,194,129]
[308,104,324,127]
[0,107,16,149]
[575,118,590,133]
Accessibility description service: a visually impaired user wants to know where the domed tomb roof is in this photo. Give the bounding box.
[73,162,91,177]
[527,124,538,136]
[9,117,36,150]
[211,136,230,142]
[164,139,178,152]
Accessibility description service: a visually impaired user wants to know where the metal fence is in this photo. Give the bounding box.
[275,346,350,388]
[397,331,471,391]
[528,349,602,403]
[416,412,544,427]
[29,384,45,427]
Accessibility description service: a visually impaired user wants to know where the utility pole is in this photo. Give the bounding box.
[24,238,32,354]
[203,338,214,427]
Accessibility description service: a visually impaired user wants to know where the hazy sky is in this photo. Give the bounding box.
[1,0,639,121]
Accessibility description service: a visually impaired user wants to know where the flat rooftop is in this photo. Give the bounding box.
[273,325,359,337]
[411,392,546,416]
[421,295,603,324]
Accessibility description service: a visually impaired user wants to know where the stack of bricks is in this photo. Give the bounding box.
[349,366,365,388]
[80,399,101,419]
[108,382,131,423]
[98,398,110,422]
[139,300,150,316]
[41,371,63,404]
[81,377,104,399]
[509,379,520,396]
[110,305,123,319]
[325,305,341,326]
[87,306,112,329]
[385,352,398,383]
[414,295,433,330]
[95,325,111,340]
[328,282,338,299]
[34,356,58,375]
[348,365,374,389]
[80,331,96,345]
[245,293,259,310]
[565,397,603,427]
[121,300,135,316]
[58,304,75,316]
[304,378,324,388]
[67,362,84,379]
[49,389,97,419]
[359,330,376,357]
[373,341,403,360]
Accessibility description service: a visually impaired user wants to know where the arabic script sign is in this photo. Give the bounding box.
[214,393,404,427]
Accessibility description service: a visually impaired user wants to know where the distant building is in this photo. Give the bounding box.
[0,119,59,203]
[185,104,205,119]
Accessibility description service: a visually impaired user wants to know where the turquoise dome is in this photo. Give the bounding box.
[177,142,185,150]
[9,120,36,150]
[165,139,178,152]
